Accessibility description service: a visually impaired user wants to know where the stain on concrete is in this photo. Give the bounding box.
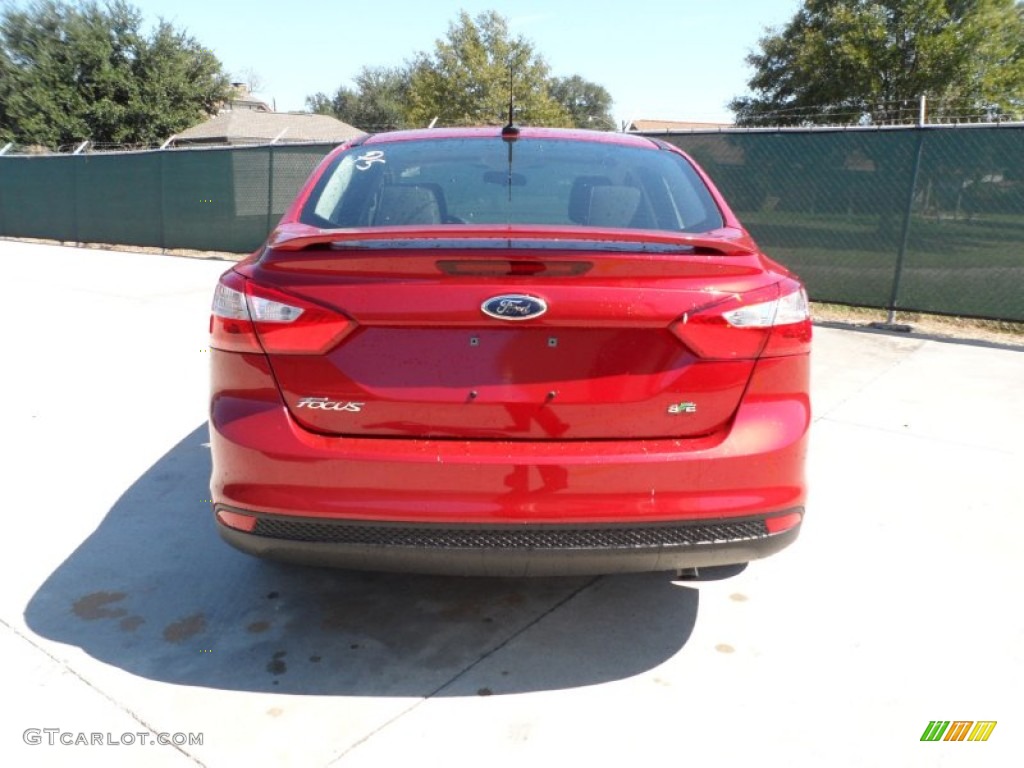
[320,598,374,631]
[477,687,493,696]
[119,615,145,632]
[247,620,271,634]
[267,650,287,676]
[440,597,484,621]
[266,591,280,600]
[72,591,128,620]
[309,655,322,663]
[162,613,207,644]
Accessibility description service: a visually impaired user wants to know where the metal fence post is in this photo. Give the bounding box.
[71,153,80,247]
[883,128,926,326]
[0,158,5,235]
[267,144,275,239]
[158,148,166,252]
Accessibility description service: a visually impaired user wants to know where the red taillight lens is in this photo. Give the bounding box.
[245,282,354,354]
[671,279,811,359]
[210,270,355,355]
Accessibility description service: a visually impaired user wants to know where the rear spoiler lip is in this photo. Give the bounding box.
[267,223,757,256]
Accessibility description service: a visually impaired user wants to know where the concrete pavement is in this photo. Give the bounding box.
[1,240,1021,767]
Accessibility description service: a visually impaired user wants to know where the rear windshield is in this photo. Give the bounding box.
[300,137,724,234]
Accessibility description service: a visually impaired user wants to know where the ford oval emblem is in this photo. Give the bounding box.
[481,294,548,321]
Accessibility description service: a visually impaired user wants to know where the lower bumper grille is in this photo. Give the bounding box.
[249,518,769,549]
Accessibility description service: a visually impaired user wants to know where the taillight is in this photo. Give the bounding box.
[210,271,261,353]
[210,270,355,354]
[671,279,811,359]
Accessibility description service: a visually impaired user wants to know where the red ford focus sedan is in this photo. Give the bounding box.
[209,127,811,576]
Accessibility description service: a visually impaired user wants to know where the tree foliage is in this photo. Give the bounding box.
[548,75,615,129]
[731,0,1024,126]
[308,11,614,131]
[405,11,569,127]
[306,66,409,131]
[0,0,230,146]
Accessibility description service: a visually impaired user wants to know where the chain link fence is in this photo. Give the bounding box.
[649,125,1024,322]
[1,126,1022,321]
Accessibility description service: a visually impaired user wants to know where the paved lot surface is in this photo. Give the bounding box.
[2,240,1021,767]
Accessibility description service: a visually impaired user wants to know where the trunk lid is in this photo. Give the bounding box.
[245,242,777,441]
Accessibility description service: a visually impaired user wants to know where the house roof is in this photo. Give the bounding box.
[173,111,364,145]
[626,119,733,133]
[223,82,272,112]
[225,95,273,112]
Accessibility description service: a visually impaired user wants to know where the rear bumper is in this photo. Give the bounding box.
[209,352,809,574]
[215,510,802,577]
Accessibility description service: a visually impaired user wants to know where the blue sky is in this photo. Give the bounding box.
[120,0,802,125]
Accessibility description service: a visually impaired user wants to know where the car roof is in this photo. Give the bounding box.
[360,126,662,150]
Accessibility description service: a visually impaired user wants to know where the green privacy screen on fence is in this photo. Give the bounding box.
[655,126,1024,322]
[0,127,1022,320]
[0,143,332,254]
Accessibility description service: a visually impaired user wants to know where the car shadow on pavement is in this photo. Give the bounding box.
[25,424,703,696]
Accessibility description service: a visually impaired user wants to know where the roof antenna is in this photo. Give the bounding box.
[501,64,519,140]
[499,64,520,205]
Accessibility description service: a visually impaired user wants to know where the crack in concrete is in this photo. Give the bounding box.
[815,413,1015,455]
[812,339,924,423]
[0,617,207,767]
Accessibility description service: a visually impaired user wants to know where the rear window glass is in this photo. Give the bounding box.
[300,138,724,234]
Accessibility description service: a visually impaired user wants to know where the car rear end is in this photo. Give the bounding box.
[209,128,811,576]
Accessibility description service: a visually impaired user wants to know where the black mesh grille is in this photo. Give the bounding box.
[250,518,768,549]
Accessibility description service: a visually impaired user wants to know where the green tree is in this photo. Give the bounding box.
[0,0,230,147]
[306,65,409,131]
[730,0,1024,126]
[305,11,615,132]
[350,66,409,130]
[0,30,14,142]
[306,88,358,120]
[548,75,615,129]
[404,10,571,127]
